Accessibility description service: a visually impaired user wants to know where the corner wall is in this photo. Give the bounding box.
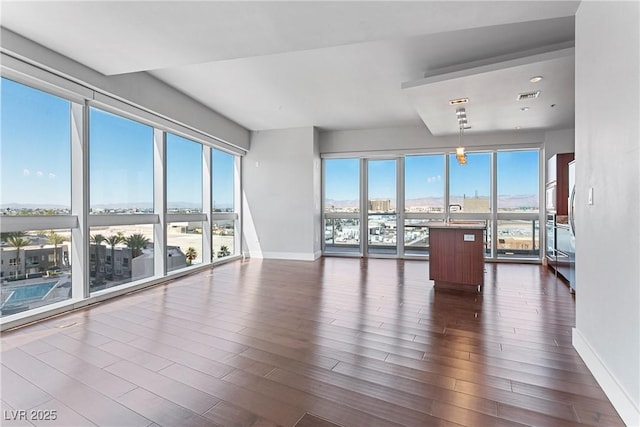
[544,128,575,160]
[242,127,321,261]
[573,2,640,426]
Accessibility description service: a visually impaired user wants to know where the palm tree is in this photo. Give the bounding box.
[7,233,31,279]
[217,245,231,258]
[46,230,68,268]
[90,234,106,282]
[1,232,18,242]
[125,233,150,259]
[104,233,125,279]
[185,247,197,265]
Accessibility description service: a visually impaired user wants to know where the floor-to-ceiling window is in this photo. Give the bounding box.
[404,155,446,256]
[367,159,398,255]
[323,158,360,254]
[322,149,541,261]
[166,133,204,270]
[0,78,74,315]
[212,148,240,261]
[496,149,540,259]
[0,70,243,324]
[89,108,156,291]
[448,151,492,256]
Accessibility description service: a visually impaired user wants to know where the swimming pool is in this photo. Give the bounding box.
[2,281,58,306]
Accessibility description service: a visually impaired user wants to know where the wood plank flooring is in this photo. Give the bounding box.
[1,258,625,427]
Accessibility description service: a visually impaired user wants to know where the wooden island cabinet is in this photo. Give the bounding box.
[428,222,486,291]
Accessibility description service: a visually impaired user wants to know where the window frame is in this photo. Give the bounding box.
[211,149,241,262]
[321,147,544,262]
[0,57,245,330]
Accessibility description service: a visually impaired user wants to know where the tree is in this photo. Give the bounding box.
[104,233,125,279]
[1,232,25,242]
[90,234,107,283]
[46,230,68,268]
[217,245,231,258]
[125,233,150,259]
[1,232,14,242]
[7,233,31,279]
[185,247,197,265]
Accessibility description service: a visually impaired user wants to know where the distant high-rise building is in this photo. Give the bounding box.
[462,196,490,212]
[369,199,391,212]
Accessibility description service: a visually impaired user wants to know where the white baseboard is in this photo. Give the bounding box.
[245,251,321,261]
[573,328,640,426]
[261,251,320,261]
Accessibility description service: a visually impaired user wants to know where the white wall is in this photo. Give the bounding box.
[242,127,321,260]
[544,128,575,160]
[1,28,250,151]
[573,3,640,426]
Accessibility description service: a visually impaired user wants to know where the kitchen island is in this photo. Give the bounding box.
[428,222,486,291]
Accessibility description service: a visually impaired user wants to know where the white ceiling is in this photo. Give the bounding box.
[403,45,575,135]
[0,1,579,134]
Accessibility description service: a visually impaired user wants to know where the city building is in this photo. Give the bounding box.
[0,3,638,426]
[368,199,391,212]
[131,244,187,280]
[0,243,69,281]
[461,196,490,213]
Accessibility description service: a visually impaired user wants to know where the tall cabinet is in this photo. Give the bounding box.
[545,152,574,286]
[546,153,574,216]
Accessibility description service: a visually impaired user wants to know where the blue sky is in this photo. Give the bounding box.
[90,108,155,208]
[1,78,234,209]
[212,149,234,210]
[166,132,203,208]
[2,77,537,209]
[1,78,71,206]
[325,151,539,202]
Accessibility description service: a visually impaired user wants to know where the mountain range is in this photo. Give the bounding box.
[326,195,538,209]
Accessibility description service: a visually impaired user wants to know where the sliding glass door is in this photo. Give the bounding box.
[324,158,360,254]
[366,159,398,256]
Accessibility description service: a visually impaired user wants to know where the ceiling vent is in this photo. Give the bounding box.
[517,90,540,101]
[449,98,469,105]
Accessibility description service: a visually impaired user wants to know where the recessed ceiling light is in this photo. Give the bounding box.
[520,107,530,112]
[529,76,543,83]
[515,126,521,130]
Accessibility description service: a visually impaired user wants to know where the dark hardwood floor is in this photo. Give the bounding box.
[1,258,625,427]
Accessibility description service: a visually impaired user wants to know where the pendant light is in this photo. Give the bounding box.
[456,107,468,165]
